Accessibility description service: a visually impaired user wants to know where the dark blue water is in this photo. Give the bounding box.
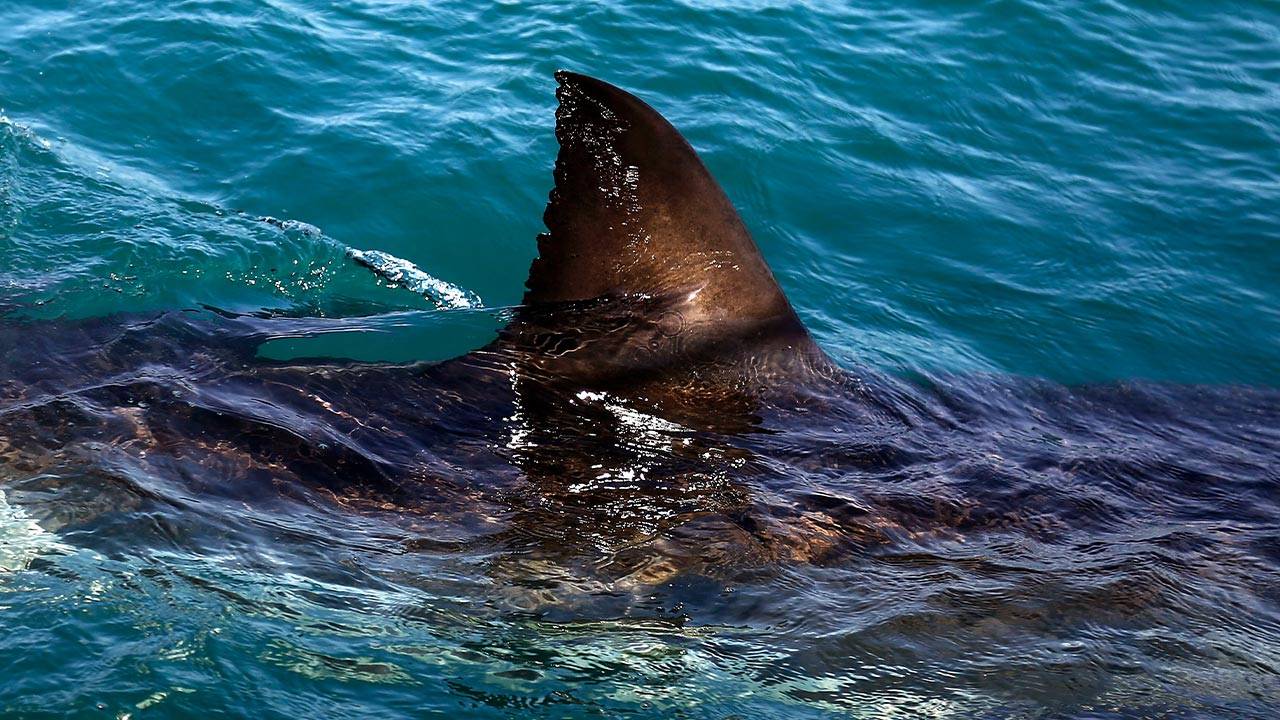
[2,1,1278,717]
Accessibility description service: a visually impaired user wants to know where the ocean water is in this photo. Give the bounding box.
[1,1,1278,718]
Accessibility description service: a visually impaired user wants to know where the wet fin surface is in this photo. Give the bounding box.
[525,72,810,350]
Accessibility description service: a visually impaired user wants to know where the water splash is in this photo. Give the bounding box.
[0,488,73,574]
[257,216,324,238]
[0,113,54,151]
[346,247,481,310]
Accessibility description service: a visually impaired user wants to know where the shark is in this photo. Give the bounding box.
[0,72,1276,602]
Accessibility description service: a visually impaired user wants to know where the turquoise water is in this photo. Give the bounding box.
[2,1,1279,718]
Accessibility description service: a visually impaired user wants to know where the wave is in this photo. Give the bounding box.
[0,487,74,574]
[345,247,481,310]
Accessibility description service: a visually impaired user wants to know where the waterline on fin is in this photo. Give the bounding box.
[346,247,481,310]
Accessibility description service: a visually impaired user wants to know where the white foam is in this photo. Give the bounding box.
[346,248,481,310]
[258,215,324,237]
[0,488,73,574]
[0,113,53,150]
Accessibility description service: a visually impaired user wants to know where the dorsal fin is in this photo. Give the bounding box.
[525,71,808,344]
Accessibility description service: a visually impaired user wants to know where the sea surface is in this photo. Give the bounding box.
[1,1,1278,718]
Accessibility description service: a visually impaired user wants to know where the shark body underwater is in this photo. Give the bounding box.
[0,72,1276,611]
